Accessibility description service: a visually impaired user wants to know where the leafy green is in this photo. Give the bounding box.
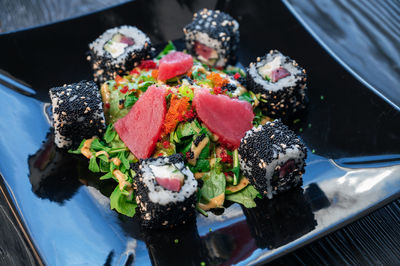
[252,107,265,127]
[68,139,86,154]
[124,93,138,108]
[110,185,137,217]
[176,122,196,139]
[198,141,210,159]
[99,172,114,180]
[238,92,253,103]
[118,151,131,169]
[156,40,176,59]
[104,124,117,143]
[223,66,246,77]
[109,89,130,123]
[226,185,259,208]
[138,80,155,92]
[89,156,100,172]
[178,84,194,100]
[199,163,226,203]
[189,159,210,173]
[90,138,111,152]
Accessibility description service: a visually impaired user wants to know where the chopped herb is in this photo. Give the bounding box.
[320,95,324,100]
[312,149,316,153]
[174,239,179,244]
[308,123,312,128]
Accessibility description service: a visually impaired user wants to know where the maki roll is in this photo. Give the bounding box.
[238,120,307,199]
[184,9,239,67]
[49,80,106,149]
[246,50,307,118]
[87,25,152,84]
[134,154,198,228]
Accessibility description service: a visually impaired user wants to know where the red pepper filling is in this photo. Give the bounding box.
[279,159,295,178]
[194,41,215,61]
[270,67,290,82]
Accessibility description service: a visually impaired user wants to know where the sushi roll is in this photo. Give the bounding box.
[238,120,307,199]
[184,9,239,67]
[87,25,152,84]
[246,50,307,118]
[49,80,106,149]
[133,154,198,228]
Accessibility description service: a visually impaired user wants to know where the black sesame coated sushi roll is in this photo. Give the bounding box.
[246,50,307,118]
[184,9,239,67]
[133,154,198,229]
[49,81,106,149]
[87,25,152,84]
[238,120,307,199]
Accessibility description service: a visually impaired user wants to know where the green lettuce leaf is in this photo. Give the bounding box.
[226,185,259,208]
[110,185,137,217]
[200,164,226,203]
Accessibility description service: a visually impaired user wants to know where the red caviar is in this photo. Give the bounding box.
[162,140,170,148]
[120,86,129,94]
[213,86,222,95]
[233,73,241,80]
[220,150,233,164]
[139,60,157,70]
[130,69,140,75]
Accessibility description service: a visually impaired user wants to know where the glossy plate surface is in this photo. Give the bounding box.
[0,0,399,265]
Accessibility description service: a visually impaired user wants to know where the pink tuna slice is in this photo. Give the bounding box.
[120,36,135,46]
[193,91,254,149]
[279,159,295,178]
[270,67,290,82]
[194,41,215,60]
[115,85,166,159]
[158,51,193,81]
[155,176,184,192]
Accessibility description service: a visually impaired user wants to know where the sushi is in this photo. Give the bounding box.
[49,80,106,149]
[87,25,152,84]
[133,154,198,228]
[246,50,307,118]
[238,120,307,199]
[183,9,239,67]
